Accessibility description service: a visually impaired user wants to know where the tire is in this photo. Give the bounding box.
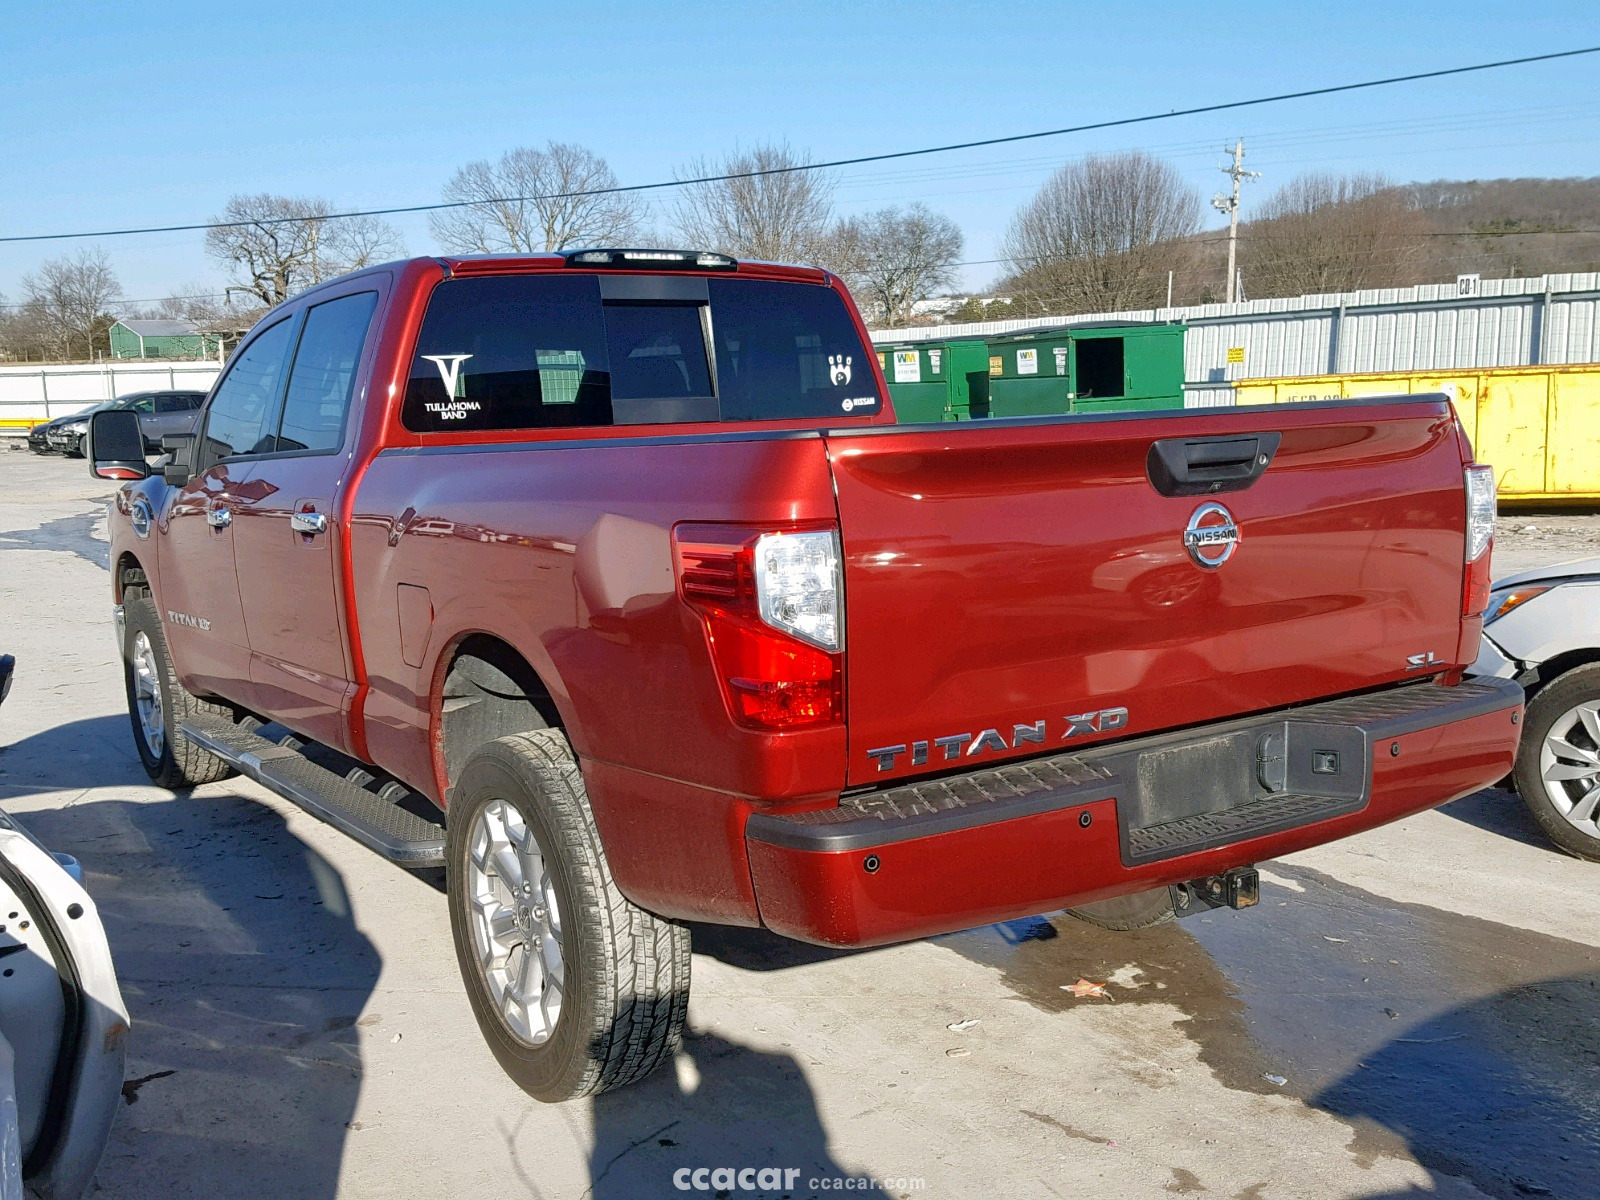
[121,588,235,788]
[446,731,690,1102]
[1513,664,1600,862]
[1068,886,1178,931]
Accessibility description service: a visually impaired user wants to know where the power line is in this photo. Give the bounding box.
[3,45,1598,247]
[1,223,1594,309]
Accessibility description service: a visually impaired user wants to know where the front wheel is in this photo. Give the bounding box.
[1513,665,1600,861]
[446,731,690,1102]
[121,589,235,788]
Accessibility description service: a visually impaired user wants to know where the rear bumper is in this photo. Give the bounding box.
[746,678,1523,946]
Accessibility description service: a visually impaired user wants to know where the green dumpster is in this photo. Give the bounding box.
[981,322,1186,417]
[876,337,992,423]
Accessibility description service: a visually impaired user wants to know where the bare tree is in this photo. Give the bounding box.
[834,204,963,325]
[19,248,123,360]
[139,282,229,326]
[429,143,642,254]
[999,151,1201,313]
[1239,172,1429,296]
[204,194,405,307]
[671,142,837,264]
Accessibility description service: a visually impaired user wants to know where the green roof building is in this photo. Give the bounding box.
[109,319,222,360]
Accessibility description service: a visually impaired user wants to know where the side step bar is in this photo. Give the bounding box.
[180,714,445,867]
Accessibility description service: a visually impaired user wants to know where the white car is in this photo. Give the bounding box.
[0,805,128,1199]
[1472,556,1600,860]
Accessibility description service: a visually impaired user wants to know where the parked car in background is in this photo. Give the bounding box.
[128,390,208,450]
[30,402,116,454]
[1472,557,1600,860]
[35,390,208,457]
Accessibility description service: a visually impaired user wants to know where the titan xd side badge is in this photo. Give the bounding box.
[866,707,1131,771]
[1184,502,1240,569]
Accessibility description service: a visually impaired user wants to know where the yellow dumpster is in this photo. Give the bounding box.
[1234,364,1600,503]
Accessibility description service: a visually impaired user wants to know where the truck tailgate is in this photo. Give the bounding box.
[827,401,1469,787]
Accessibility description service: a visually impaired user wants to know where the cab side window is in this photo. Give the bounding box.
[202,318,295,462]
[274,292,379,453]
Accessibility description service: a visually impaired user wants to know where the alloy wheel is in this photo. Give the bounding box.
[131,631,165,759]
[1537,699,1600,838]
[466,797,565,1045]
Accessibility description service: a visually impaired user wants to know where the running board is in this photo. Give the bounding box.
[180,714,445,867]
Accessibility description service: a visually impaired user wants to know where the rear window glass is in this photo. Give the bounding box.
[402,273,879,433]
[706,278,880,422]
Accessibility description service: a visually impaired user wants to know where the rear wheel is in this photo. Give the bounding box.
[1514,665,1600,862]
[1068,886,1177,931]
[121,588,235,788]
[446,731,689,1102]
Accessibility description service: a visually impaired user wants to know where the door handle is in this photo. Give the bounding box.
[206,506,232,528]
[290,511,329,535]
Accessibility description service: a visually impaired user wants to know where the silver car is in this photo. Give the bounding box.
[1473,557,1600,860]
[40,391,207,457]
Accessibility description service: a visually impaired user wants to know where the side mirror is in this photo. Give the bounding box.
[160,432,196,486]
[89,410,148,480]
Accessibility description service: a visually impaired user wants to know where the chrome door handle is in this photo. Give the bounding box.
[206,507,232,528]
[290,511,329,535]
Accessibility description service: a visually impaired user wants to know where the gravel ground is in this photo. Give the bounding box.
[1490,511,1600,575]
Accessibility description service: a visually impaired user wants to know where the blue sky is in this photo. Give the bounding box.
[2,0,1598,305]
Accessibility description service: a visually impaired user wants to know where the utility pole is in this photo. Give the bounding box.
[1212,138,1259,304]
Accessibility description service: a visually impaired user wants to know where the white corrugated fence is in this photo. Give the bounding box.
[872,273,1600,405]
[0,361,221,434]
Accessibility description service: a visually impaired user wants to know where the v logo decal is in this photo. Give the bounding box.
[421,354,473,397]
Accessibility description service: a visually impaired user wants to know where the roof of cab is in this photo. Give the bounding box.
[437,250,828,285]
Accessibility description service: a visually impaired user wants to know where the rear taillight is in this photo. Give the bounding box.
[1463,464,1496,616]
[675,524,843,731]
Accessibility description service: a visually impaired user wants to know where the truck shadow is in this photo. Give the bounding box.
[1435,784,1555,851]
[0,714,145,793]
[1322,970,1600,1200]
[690,922,875,971]
[584,1026,865,1199]
[15,794,377,1200]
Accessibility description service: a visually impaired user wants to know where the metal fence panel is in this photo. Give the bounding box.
[873,273,1600,386]
[0,361,221,432]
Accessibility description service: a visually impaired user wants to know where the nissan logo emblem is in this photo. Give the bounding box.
[1183,502,1240,568]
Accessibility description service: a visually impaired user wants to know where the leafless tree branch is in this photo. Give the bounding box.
[428,143,643,253]
[671,142,837,265]
[204,193,405,307]
[833,204,963,325]
[999,151,1201,313]
[15,247,123,359]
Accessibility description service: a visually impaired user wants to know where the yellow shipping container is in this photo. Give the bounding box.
[1233,364,1600,503]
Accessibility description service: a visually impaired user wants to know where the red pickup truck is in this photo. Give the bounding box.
[90,248,1522,1102]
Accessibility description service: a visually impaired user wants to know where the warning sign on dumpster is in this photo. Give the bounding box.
[1053,347,1068,375]
[989,356,1003,376]
[893,350,921,383]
